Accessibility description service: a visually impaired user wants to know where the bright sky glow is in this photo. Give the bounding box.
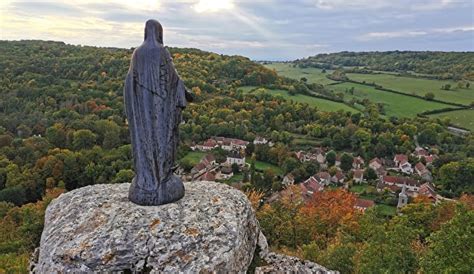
[194,0,234,13]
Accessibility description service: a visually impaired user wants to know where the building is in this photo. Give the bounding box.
[415,162,429,176]
[354,198,375,212]
[198,171,216,181]
[191,162,207,177]
[201,154,216,167]
[301,176,325,197]
[253,136,268,145]
[353,156,365,169]
[394,154,413,174]
[353,169,365,183]
[226,150,246,167]
[369,158,383,171]
[417,182,437,202]
[380,176,420,192]
[316,172,331,185]
[196,139,218,151]
[219,166,234,179]
[397,184,408,209]
[331,171,345,184]
[282,174,295,186]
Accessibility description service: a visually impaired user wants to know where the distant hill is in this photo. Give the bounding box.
[294,51,474,80]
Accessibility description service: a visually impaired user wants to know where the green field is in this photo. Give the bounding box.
[180,151,206,165]
[254,161,283,175]
[428,109,474,131]
[347,73,474,105]
[239,86,359,113]
[331,82,452,118]
[265,62,337,85]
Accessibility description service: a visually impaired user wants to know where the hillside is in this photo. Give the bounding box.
[0,41,473,273]
[266,62,474,130]
[294,51,474,80]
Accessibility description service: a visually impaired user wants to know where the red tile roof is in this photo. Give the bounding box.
[355,198,375,209]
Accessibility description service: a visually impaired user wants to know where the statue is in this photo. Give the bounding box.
[124,19,192,206]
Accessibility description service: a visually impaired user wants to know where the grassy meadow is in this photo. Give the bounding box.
[181,151,206,165]
[330,82,453,118]
[346,73,474,105]
[428,109,474,131]
[264,62,337,85]
[239,86,359,113]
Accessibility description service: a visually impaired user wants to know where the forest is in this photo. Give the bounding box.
[294,51,474,80]
[0,40,473,273]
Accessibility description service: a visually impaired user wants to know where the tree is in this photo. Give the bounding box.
[72,129,96,150]
[420,207,474,273]
[326,150,337,166]
[356,222,418,273]
[340,153,353,172]
[424,92,435,100]
[112,169,134,184]
[45,124,67,148]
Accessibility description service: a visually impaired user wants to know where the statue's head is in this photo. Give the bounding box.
[144,19,163,44]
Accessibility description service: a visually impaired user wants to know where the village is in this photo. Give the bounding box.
[180,135,446,215]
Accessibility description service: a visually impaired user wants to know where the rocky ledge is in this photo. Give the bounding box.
[32,181,259,273]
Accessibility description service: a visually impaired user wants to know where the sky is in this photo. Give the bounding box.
[1,0,473,60]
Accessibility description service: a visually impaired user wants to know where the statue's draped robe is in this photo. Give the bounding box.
[124,27,186,198]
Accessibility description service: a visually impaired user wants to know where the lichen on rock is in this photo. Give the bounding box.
[32,181,259,273]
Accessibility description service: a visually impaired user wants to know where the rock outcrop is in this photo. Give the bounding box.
[32,181,259,273]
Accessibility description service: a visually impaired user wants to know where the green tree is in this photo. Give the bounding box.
[420,206,474,273]
[340,153,353,172]
[72,129,96,150]
[424,92,435,100]
[326,150,337,166]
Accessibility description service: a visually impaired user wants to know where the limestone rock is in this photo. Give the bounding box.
[256,252,336,274]
[32,181,258,273]
[256,234,336,274]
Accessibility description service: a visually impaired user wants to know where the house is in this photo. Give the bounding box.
[381,175,420,192]
[369,158,383,171]
[353,156,365,169]
[354,198,375,212]
[253,136,268,145]
[197,139,218,151]
[231,139,249,150]
[316,172,331,185]
[399,160,413,174]
[335,155,341,167]
[221,139,233,151]
[201,154,216,167]
[226,150,246,167]
[353,169,365,183]
[417,182,437,202]
[393,154,408,166]
[198,171,216,181]
[282,174,295,186]
[331,171,345,184]
[413,147,429,158]
[191,162,207,176]
[301,176,325,197]
[376,181,401,193]
[422,154,438,166]
[219,166,234,179]
[394,154,413,174]
[415,162,429,177]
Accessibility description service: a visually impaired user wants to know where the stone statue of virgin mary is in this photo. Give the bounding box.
[124,19,191,206]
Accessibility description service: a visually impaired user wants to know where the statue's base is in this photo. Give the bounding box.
[32,181,259,273]
[128,175,185,206]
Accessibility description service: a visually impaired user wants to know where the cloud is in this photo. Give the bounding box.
[1,0,473,60]
[358,26,474,41]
